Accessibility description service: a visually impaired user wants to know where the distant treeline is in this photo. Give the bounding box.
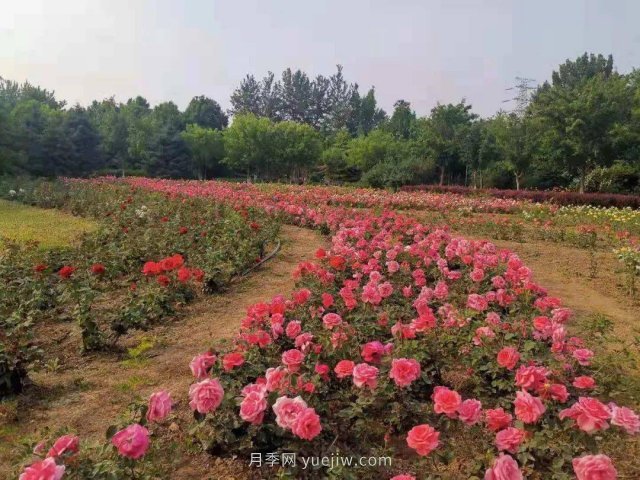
[1,54,639,193]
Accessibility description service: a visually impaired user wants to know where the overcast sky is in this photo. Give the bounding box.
[1,0,639,117]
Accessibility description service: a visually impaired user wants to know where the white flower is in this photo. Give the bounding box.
[8,189,16,196]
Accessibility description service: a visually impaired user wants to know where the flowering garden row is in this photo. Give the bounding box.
[1,179,278,397]
[15,178,639,479]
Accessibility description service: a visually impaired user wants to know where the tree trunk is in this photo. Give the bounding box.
[515,173,521,191]
[439,166,445,186]
[579,167,586,194]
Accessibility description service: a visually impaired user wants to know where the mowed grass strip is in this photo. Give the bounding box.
[0,199,96,248]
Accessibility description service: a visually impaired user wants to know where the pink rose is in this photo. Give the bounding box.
[495,427,525,453]
[111,424,149,460]
[484,454,523,480]
[285,320,302,338]
[540,383,569,403]
[295,332,315,351]
[608,403,639,435]
[322,312,343,329]
[389,358,421,388]
[458,399,482,425]
[496,347,520,370]
[470,268,485,282]
[291,407,322,440]
[573,348,594,366]
[189,378,225,414]
[240,391,268,425]
[315,363,330,380]
[361,341,386,363]
[386,260,400,273]
[273,396,307,430]
[334,360,355,378]
[406,424,440,456]
[265,367,287,392]
[390,476,415,480]
[352,363,379,389]
[241,382,267,397]
[467,293,488,312]
[222,352,245,372]
[513,390,546,424]
[559,397,610,433]
[514,365,548,391]
[189,352,217,379]
[47,434,79,458]
[485,408,513,432]
[282,349,305,372]
[432,386,462,418]
[146,390,172,422]
[19,458,65,480]
[573,376,596,390]
[572,454,617,480]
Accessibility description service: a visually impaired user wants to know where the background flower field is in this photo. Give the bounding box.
[1,178,638,479]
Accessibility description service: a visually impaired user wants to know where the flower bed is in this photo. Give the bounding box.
[401,184,640,209]
[15,178,639,479]
[1,179,279,397]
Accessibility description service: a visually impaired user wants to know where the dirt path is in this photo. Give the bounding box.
[485,239,638,341]
[1,225,327,478]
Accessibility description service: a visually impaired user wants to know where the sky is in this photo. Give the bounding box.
[1,0,639,117]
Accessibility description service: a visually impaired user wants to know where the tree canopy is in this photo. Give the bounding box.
[1,55,639,193]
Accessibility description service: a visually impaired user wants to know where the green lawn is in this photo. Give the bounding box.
[0,199,96,248]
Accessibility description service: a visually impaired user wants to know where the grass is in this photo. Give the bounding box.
[0,199,96,248]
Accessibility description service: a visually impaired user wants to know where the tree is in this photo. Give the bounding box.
[279,68,313,124]
[181,124,225,179]
[229,75,263,117]
[63,105,103,175]
[147,130,192,178]
[387,100,416,139]
[9,99,51,175]
[272,121,322,181]
[321,129,358,182]
[184,96,228,130]
[222,113,274,179]
[359,87,387,135]
[530,65,630,192]
[87,97,129,172]
[345,128,397,174]
[489,113,538,190]
[550,53,614,89]
[419,101,477,185]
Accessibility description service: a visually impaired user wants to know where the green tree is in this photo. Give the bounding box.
[222,113,274,179]
[418,101,477,185]
[530,69,630,192]
[345,128,397,174]
[387,100,416,139]
[272,120,321,181]
[181,124,225,179]
[184,96,228,130]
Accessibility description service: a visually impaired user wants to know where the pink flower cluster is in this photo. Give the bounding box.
[84,176,639,478]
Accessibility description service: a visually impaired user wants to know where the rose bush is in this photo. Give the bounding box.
[1,179,279,396]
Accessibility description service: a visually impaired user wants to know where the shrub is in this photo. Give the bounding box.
[401,184,640,208]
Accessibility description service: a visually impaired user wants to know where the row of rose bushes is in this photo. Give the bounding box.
[1,179,279,397]
[400,184,640,209]
[16,177,638,479]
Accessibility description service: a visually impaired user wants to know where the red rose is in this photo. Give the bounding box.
[58,266,75,279]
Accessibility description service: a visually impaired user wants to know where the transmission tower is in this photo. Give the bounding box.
[502,77,536,115]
